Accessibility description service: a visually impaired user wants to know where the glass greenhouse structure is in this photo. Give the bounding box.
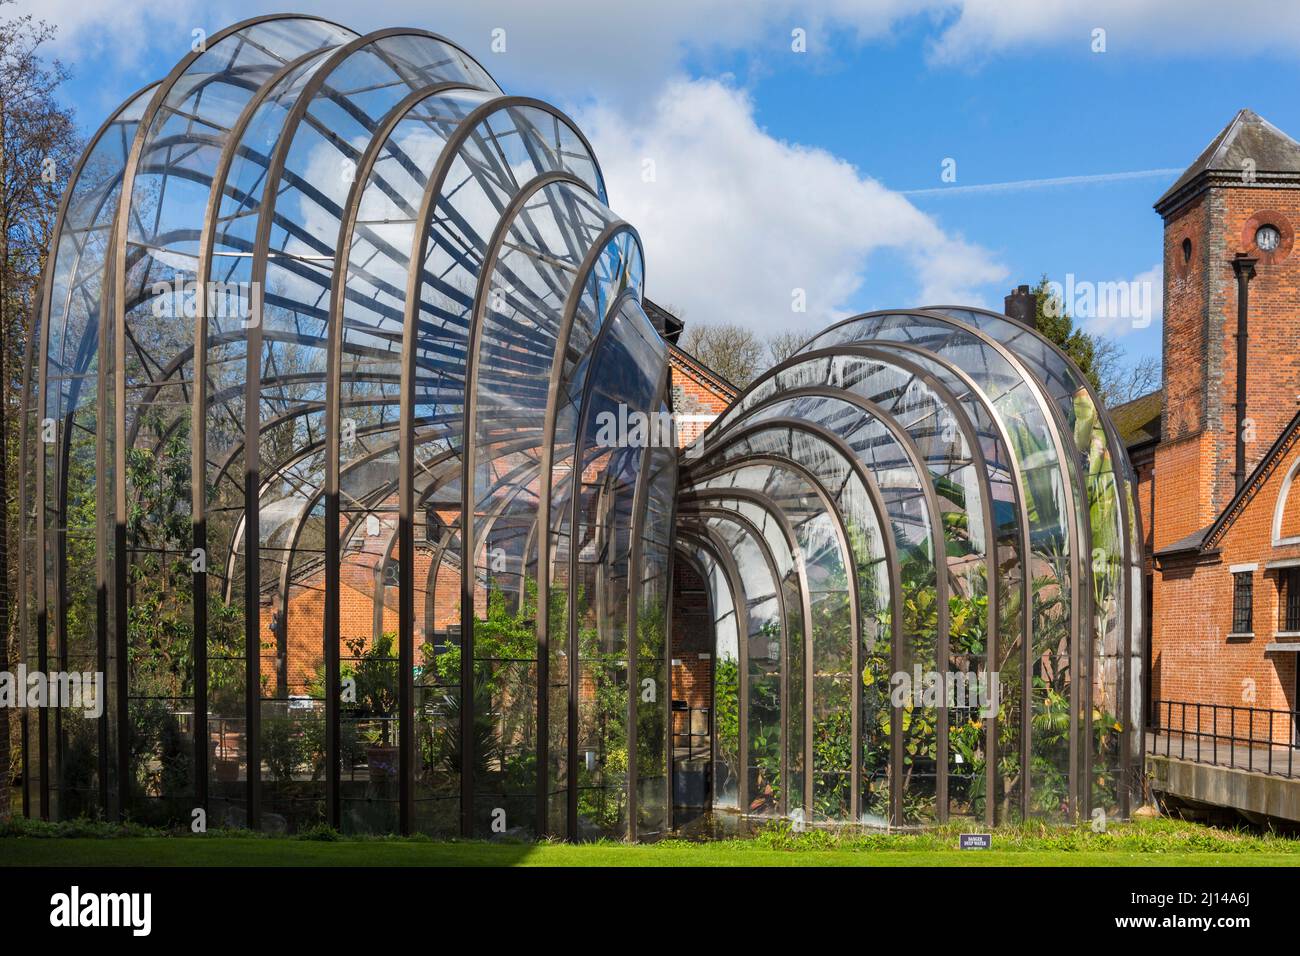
[681,308,1145,826]
[18,15,1144,840]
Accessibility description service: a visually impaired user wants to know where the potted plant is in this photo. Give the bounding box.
[345,634,399,784]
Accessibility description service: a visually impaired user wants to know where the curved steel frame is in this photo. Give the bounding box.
[27,78,160,820]
[923,303,1145,813]
[689,409,968,823]
[679,508,793,816]
[810,308,1103,816]
[683,459,861,820]
[22,18,1144,837]
[23,18,673,843]
[685,306,1143,823]
[708,373,1001,821]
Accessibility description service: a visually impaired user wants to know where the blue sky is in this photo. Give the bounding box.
[36,1,1300,368]
[686,22,1300,364]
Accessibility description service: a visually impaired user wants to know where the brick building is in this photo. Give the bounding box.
[1114,109,1300,736]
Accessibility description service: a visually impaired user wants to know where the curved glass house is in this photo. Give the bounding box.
[680,308,1145,826]
[19,15,674,840]
[19,16,1143,839]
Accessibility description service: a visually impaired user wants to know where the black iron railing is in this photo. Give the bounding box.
[1150,699,1300,777]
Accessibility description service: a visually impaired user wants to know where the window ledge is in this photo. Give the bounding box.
[1226,632,1255,640]
[1273,631,1300,639]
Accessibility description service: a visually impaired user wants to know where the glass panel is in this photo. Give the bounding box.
[684,544,739,811]
[707,517,783,818]
[544,231,642,835]
[250,32,494,834]
[798,313,1078,818]
[698,416,940,822]
[118,20,351,827]
[327,85,492,837]
[568,297,665,839]
[402,100,607,838]
[928,305,1132,816]
[35,83,155,820]
[204,38,354,833]
[468,180,617,838]
[721,376,993,819]
[634,426,675,837]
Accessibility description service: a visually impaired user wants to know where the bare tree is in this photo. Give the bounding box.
[1093,337,1162,407]
[1031,277,1162,408]
[679,321,767,388]
[0,2,78,815]
[766,329,809,367]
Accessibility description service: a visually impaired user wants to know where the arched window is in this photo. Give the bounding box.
[1272,454,1300,546]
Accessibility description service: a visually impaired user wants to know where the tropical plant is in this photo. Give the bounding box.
[434,675,500,778]
[714,656,740,799]
[344,632,397,747]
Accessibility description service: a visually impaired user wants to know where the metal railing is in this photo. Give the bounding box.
[1149,699,1300,777]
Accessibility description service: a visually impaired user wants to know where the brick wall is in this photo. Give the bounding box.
[671,554,714,714]
[1162,193,1210,445]
[1153,438,1300,742]
[1158,185,1300,544]
[670,347,737,450]
[259,535,461,697]
[1216,192,1300,500]
[1150,173,1300,743]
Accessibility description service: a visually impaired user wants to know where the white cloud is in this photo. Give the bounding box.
[24,0,923,99]
[30,0,1300,95]
[927,0,1300,65]
[22,0,191,69]
[43,0,1239,338]
[579,79,1006,336]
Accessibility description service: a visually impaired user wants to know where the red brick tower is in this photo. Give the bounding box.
[1153,109,1300,552]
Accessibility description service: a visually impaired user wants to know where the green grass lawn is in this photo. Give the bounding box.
[3,815,1300,866]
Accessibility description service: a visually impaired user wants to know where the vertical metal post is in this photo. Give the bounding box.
[780,535,790,820]
[324,456,340,829]
[243,275,262,830]
[33,220,49,821]
[192,290,209,817]
[398,516,414,835]
[396,215,417,834]
[111,230,131,823]
[1231,253,1256,492]
[96,290,112,817]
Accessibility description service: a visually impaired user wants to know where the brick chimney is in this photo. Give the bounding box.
[1004,284,1037,329]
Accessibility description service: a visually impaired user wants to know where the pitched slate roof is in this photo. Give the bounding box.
[1109,389,1162,451]
[1153,524,1214,559]
[1154,109,1300,215]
